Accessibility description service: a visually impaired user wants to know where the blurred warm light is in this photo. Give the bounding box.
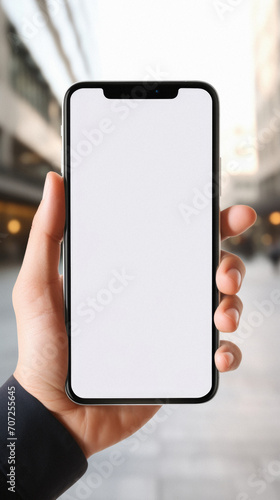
[261,233,273,246]
[269,212,280,225]
[0,201,35,218]
[7,219,21,234]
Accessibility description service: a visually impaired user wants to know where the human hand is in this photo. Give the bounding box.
[12,173,256,459]
[214,205,256,371]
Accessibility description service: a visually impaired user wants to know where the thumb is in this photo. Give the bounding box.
[18,172,65,286]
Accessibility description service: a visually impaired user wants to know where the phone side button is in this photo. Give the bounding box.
[61,148,64,176]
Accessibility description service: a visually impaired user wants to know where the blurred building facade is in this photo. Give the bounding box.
[252,0,280,258]
[222,0,280,259]
[253,0,280,215]
[0,4,61,261]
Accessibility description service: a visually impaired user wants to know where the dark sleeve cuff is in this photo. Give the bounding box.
[0,375,88,500]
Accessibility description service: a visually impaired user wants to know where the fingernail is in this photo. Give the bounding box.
[42,174,50,200]
[227,268,242,288]
[224,352,234,368]
[225,307,240,325]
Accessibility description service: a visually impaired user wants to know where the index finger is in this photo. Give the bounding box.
[221,205,257,241]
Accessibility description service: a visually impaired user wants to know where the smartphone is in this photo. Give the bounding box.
[63,81,220,405]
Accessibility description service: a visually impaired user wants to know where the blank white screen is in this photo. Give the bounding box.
[70,87,213,399]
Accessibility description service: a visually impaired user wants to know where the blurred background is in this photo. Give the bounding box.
[1,1,280,499]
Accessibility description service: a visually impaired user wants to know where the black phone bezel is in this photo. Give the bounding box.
[63,81,220,405]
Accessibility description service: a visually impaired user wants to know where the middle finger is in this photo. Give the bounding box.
[216,250,246,296]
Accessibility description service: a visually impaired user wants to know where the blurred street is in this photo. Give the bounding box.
[1,256,280,500]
